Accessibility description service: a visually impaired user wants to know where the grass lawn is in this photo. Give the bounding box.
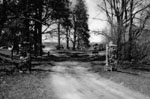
[0,69,57,99]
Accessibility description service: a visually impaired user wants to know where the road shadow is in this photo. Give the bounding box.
[116,70,139,76]
[31,69,53,72]
[33,54,106,62]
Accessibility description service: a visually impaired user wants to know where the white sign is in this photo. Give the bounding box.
[0,0,3,4]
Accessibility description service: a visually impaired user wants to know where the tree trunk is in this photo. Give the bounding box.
[34,24,38,56]
[0,1,6,36]
[72,14,76,50]
[128,0,133,61]
[37,23,42,56]
[66,26,70,49]
[57,21,61,50]
[77,34,80,49]
[36,1,43,56]
[116,16,123,61]
[72,30,76,50]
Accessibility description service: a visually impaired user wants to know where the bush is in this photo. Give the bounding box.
[131,42,150,63]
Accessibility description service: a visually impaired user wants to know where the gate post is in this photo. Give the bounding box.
[104,44,109,71]
[104,42,117,71]
[105,44,109,66]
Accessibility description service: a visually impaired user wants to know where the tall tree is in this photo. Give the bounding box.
[3,0,60,55]
[50,0,70,49]
[0,0,7,36]
[72,0,90,50]
[62,16,72,49]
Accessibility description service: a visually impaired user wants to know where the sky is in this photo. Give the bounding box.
[85,0,107,43]
[85,0,106,30]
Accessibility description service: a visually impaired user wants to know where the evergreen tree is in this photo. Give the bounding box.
[0,0,72,53]
[73,0,90,50]
[50,0,70,49]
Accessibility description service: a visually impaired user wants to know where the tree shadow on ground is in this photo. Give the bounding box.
[133,68,150,72]
[116,70,139,76]
[31,69,53,72]
[34,54,106,62]
[0,50,105,75]
[0,67,54,76]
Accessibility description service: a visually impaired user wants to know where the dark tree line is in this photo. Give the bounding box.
[0,0,90,56]
[73,0,90,50]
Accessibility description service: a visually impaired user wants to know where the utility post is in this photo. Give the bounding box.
[104,44,109,71]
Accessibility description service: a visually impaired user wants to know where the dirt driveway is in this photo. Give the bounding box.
[44,61,150,99]
[1,61,150,99]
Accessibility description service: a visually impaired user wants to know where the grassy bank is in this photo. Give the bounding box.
[90,62,150,97]
[0,70,57,99]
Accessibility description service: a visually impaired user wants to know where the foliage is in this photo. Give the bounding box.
[0,0,90,53]
[131,42,150,63]
[50,0,70,20]
[73,0,90,49]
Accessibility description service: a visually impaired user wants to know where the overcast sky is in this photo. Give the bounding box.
[85,0,106,30]
[85,0,107,42]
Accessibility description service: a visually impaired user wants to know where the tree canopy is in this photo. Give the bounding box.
[0,0,90,55]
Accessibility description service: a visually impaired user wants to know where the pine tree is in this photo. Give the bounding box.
[50,0,70,49]
[73,0,90,50]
